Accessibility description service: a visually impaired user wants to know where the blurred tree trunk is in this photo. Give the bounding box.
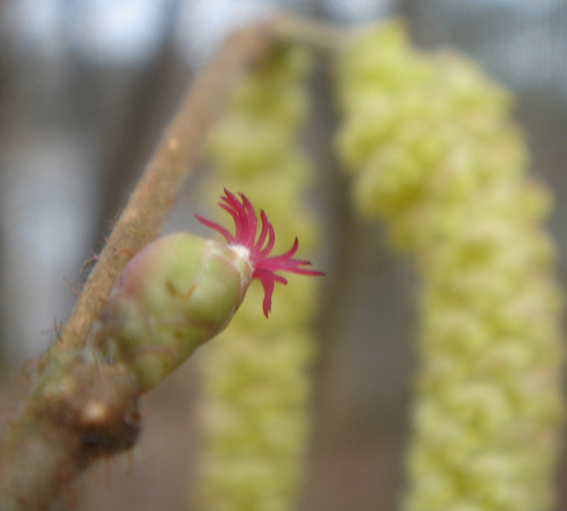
[0,0,20,364]
[295,3,416,511]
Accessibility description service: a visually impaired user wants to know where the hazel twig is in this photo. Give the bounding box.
[0,16,344,511]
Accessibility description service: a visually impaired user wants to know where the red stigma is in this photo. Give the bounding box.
[196,189,324,317]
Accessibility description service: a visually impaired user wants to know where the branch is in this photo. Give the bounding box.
[57,15,343,357]
[266,14,345,52]
[56,29,272,354]
[0,16,344,511]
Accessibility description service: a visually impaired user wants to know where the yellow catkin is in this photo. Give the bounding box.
[335,22,564,511]
[193,45,320,511]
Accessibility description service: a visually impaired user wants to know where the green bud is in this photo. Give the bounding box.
[98,232,252,393]
[95,190,322,394]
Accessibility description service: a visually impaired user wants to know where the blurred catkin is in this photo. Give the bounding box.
[193,46,320,511]
[335,22,564,511]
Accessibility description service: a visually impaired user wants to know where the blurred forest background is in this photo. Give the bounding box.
[1,0,567,510]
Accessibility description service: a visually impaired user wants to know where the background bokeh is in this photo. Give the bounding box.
[1,1,567,510]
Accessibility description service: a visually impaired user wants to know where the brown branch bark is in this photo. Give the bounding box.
[0,16,343,511]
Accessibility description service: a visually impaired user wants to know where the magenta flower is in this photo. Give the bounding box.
[196,190,323,317]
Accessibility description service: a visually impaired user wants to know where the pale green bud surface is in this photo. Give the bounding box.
[97,233,252,393]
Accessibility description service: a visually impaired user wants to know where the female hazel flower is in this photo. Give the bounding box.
[195,189,323,316]
[96,190,323,393]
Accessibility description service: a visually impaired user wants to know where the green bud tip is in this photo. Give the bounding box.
[196,189,324,317]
